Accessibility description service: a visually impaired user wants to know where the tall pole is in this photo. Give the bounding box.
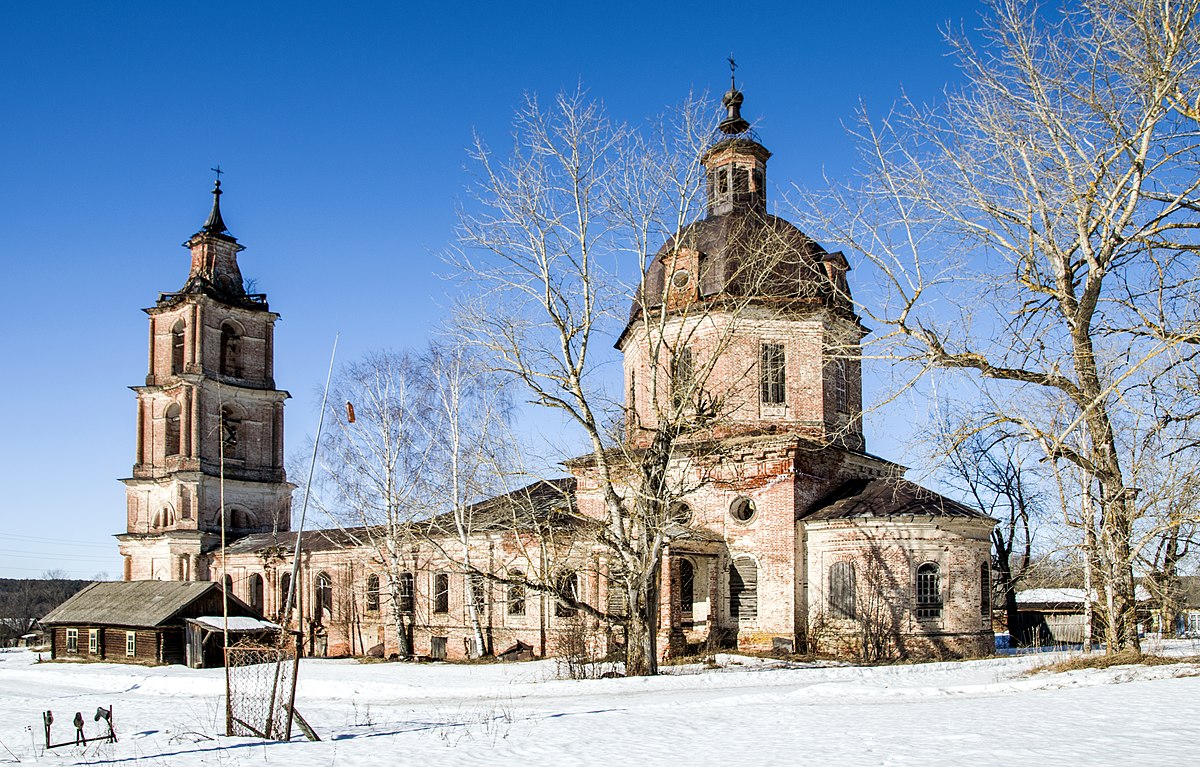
[283,335,339,635]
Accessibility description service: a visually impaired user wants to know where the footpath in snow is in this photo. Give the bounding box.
[1,642,1198,766]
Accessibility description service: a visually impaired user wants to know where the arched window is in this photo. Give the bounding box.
[225,507,253,531]
[829,561,856,619]
[315,572,333,621]
[220,322,242,378]
[219,405,240,460]
[165,403,182,456]
[730,557,758,621]
[279,572,292,613]
[679,559,695,615]
[671,347,694,410]
[223,574,233,595]
[508,570,526,616]
[151,505,176,529]
[249,573,264,613]
[365,574,380,613]
[916,563,942,620]
[432,572,450,614]
[170,320,186,374]
[554,571,579,618]
[980,562,992,617]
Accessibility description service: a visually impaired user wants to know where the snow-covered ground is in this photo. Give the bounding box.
[2,642,1198,765]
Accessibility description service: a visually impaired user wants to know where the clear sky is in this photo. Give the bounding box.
[0,1,981,579]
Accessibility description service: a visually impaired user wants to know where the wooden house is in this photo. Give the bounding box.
[40,581,272,666]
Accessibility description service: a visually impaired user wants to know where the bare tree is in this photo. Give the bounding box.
[939,425,1043,643]
[315,350,434,659]
[449,87,810,675]
[798,0,1200,653]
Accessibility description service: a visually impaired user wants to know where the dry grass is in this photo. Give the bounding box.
[1032,650,1200,675]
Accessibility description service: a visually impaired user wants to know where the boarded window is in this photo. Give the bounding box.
[366,574,380,613]
[607,566,629,617]
[170,320,185,374]
[315,572,333,621]
[760,343,786,405]
[730,557,758,621]
[399,572,415,615]
[671,347,694,410]
[165,403,182,456]
[249,573,264,613]
[508,570,526,616]
[829,561,856,619]
[555,571,579,618]
[916,563,942,620]
[433,573,449,614]
[430,636,448,660]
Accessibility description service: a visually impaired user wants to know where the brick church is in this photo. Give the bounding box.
[115,81,996,662]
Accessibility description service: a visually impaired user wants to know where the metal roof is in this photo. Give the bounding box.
[40,581,224,628]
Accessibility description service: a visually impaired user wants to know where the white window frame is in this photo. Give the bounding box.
[126,631,136,657]
[88,628,99,654]
[66,628,78,653]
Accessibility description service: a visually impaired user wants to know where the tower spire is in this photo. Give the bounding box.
[719,56,750,135]
[202,167,229,235]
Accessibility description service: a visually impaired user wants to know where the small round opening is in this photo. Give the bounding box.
[669,501,693,525]
[671,268,691,288]
[730,496,756,523]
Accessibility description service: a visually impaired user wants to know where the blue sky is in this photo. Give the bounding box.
[0,1,980,579]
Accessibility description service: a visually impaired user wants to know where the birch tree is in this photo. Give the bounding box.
[799,0,1200,652]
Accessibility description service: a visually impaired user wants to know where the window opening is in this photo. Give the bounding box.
[171,321,185,374]
[730,557,758,620]
[366,574,380,613]
[760,343,786,405]
[730,496,756,523]
[980,562,992,617]
[433,573,450,614]
[89,628,99,654]
[220,406,240,459]
[680,559,695,617]
[220,323,242,378]
[249,573,264,613]
[315,571,333,621]
[916,563,942,620]
[468,573,487,615]
[279,572,292,614]
[165,403,182,456]
[555,572,579,618]
[508,570,527,616]
[829,561,856,619]
[399,572,415,614]
[66,628,78,653]
[126,631,136,657]
[671,347,694,410]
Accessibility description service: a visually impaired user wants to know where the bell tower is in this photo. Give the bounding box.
[117,177,293,581]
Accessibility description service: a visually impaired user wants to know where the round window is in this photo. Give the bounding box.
[671,268,691,288]
[730,496,756,523]
[669,501,693,525]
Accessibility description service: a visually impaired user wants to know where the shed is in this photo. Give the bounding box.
[40,581,264,666]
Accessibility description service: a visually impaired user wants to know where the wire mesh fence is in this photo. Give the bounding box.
[225,640,297,740]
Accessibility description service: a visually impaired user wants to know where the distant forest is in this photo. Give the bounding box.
[0,577,93,638]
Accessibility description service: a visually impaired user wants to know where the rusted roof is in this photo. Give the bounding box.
[222,478,578,557]
[802,478,993,522]
[40,581,229,628]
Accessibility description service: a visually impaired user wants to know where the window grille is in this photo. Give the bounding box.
[508,571,526,616]
[760,343,786,405]
[398,572,415,615]
[672,347,694,410]
[366,574,380,613]
[916,563,942,620]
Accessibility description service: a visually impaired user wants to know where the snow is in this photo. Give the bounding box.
[1017,586,1152,604]
[188,616,281,632]
[2,642,1198,765]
